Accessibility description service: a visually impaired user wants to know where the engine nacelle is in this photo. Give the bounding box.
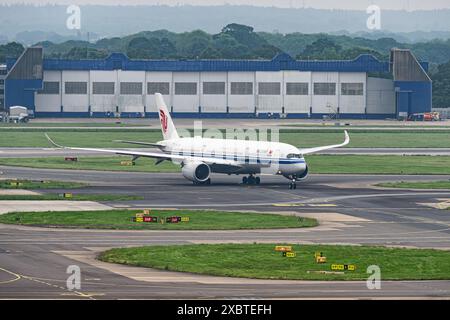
[182,161,211,183]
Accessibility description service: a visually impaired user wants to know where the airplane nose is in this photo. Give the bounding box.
[298,161,307,171]
[299,163,307,172]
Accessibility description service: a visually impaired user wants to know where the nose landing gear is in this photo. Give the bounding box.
[289,181,297,189]
[242,175,260,185]
[288,176,297,189]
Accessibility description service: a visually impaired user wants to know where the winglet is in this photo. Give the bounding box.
[45,133,65,149]
[298,130,350,155]
[343,130,350,146]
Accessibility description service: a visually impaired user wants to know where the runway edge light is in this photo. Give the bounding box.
[331,264,356,271]
[283,252,296,258]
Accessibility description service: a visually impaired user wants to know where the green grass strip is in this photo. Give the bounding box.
[0,210,318,230]
[98,243,450,281]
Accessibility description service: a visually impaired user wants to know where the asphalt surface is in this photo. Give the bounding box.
[0,166,450,299]
[2,147,450,157]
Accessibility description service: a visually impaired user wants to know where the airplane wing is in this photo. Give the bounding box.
[45,134,241,167]
[113,140,166,149]
[298,130,350,155]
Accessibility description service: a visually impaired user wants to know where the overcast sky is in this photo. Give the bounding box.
[1,0,450,11]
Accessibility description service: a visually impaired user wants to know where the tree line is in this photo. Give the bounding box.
[1,23,449,107]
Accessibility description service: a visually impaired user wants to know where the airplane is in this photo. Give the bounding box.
[46,93,349,189]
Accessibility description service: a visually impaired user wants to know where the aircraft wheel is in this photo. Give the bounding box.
[248,176,256,185]
[242,176,248,184]
[255,177,260,185]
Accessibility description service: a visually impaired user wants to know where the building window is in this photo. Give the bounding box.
[0,98,3,107]
[314,83,336,95]
[175,82,197,95]
[286,82,309,95]
[230,82,253,95]
[341,83,364,96]
[120,82,142,95]
[38,81,60,95]
[147,82,170,95]
[0,89,3,95]
[65,81,87,95]
[93,82,115,95]
[0,70,6,75]
[0,79,4,85]
[258,82,281,95]
[203,82,225,95]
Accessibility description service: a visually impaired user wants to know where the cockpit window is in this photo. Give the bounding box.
[287,153,302,159]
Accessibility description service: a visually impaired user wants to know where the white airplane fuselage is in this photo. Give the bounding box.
[159,137,307,177]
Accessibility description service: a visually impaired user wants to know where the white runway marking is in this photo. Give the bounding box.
[0,201,113,214]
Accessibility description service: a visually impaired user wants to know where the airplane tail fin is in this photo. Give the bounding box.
[155,93,179,141]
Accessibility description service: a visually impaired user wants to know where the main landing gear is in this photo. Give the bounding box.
[242,175,260,185]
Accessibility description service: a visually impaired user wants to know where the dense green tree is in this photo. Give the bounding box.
[199,46,221,59]
[2,24,450,106]
[432,61,450,108]
[297,38,342,60]
[220,23,280,59]
[126,37,162,59]
[175,30,211,58]
[0,42,25,63]
[211,33,250,59]
[340,47,388,61]
[159,38,177,58]
[63,47,108,59]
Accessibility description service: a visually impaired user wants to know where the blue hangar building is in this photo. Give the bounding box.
[3,47,432,119]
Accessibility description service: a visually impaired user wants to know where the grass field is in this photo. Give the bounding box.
[0,122,145,128]
[1,155,450,175]
[306,155,450,175]
[98,243,450,281]
[0,156,178,172]
[0,194,143,201]
[377,181,450,189]
[0,210,318,230]
[1,128,450,148]
[0,179,86,189]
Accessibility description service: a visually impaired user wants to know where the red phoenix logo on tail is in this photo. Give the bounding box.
[160,110,168,134]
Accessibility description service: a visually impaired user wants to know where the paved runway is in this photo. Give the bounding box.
[0,166,450,299]
[2,147,450,157]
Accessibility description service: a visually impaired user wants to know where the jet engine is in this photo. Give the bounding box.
[182,161,211,183]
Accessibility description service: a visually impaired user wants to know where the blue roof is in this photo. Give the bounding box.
[9,52,391,73]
